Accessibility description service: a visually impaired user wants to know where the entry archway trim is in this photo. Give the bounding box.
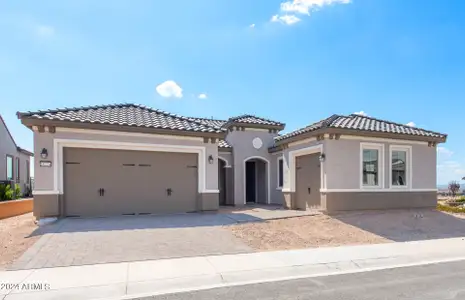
[243,156,271,204]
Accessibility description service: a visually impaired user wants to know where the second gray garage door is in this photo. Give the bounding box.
[63,148,198,217]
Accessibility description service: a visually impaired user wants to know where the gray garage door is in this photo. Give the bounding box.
[63,148,198,217]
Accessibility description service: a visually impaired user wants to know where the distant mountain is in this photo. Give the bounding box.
[437,184,449,190]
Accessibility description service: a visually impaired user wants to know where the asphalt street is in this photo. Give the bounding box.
[134,260,465,300]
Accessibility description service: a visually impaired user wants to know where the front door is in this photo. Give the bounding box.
[218,159,227,205]
[245,161,256,203]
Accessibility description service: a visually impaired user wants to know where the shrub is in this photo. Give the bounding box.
[437,203,465,213]
[0,184,5,201]
[14,184,21,199]
[3,185,14,201]
[456,196,465,203]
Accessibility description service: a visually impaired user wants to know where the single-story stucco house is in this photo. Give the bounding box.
[1,114,33,195]
[17,103,447,220]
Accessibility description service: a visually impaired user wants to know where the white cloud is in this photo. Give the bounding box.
[271,14,301,25]
[280,0,351,15]
[156,80,183,98]
[198,93,207,99]
[437,147,454,158]
[353,111,367,116]
[436,147,465,183]
[438,160,465,183]
[250,23,255,28]
[36,25,55,37]
[405,121,416,127]
[272,0,351,25]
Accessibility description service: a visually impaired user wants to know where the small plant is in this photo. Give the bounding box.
[449,180,461,197]
[437,203,465,213]
[3,185,14,201]
[14,184,21,199]
[456,196,465,203]
[0,184,5,201]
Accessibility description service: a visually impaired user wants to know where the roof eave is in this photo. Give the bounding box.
[20,118,227,139]
[17,147,34,156]
[218,147,232,152]
[274,127,447,145]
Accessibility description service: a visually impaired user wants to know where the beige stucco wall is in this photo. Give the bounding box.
[33,129,219,193]
[218,152,233,166]
[323,191,436,211]
[226,129,279,205]
[324,138,437,190]
[269,153,285,205]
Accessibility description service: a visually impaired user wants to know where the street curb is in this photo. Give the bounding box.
[102,255,465,300]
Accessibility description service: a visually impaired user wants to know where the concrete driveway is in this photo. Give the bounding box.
[9,213,254,270]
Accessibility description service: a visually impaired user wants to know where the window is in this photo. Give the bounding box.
[390,146,410,188]
[15,157,20,183]
[360,143,384,188]
[277,157,283,188]
[6,155,13,180]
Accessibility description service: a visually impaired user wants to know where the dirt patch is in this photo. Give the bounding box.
[0,213,39,270]
[227,214,390,251]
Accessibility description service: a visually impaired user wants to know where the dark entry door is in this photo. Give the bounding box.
[245,161,256,203]
[218,159,227,205]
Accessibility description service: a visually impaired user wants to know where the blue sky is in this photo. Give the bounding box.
[1,0,464,184]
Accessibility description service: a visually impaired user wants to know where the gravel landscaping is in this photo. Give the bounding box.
[0,213,39,270]
[227,209,465,251]
[227,214,389,251]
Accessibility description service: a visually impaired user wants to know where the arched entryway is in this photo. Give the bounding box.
[218,158,227,206]
[244,157,269,204]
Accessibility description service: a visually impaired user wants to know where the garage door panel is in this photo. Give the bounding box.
[64,148,198,217]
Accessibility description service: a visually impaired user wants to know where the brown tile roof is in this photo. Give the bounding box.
[218,139,232,148]
[226,114,284,127]
[275,114,447,142]
[187,117,227,129]
[18,103,224,133]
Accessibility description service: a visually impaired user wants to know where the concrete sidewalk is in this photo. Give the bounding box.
[1,238,465,300]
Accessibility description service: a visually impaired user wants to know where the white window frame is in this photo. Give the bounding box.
[6,155,13,181]
[277,156,283,189]
[360,143,385,189]
[389,145,412,189]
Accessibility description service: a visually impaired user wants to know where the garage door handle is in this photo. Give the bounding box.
[166,188,172,196]
[308,187,311,194]
[98,188,102,196]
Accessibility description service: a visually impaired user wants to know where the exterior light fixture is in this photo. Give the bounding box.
[40,148,48,159]
[208,155,214,164]
[319,153,326,162]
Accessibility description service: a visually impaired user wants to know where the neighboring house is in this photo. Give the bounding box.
[0,114,33,195]
[17,104,446,219]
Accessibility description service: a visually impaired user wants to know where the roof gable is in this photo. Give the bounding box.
[0,114,33,156]
[0,115,17,148]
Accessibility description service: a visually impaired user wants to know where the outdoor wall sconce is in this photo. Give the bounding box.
[208,155,214,164]
[40,148,48,159]
[319,153,326,163]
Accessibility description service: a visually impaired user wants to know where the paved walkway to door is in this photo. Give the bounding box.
[9,213,254,270]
